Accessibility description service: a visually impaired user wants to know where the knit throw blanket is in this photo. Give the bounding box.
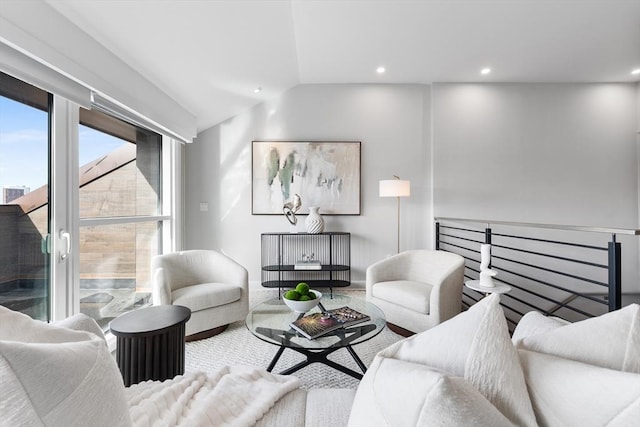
[124,367,299,427]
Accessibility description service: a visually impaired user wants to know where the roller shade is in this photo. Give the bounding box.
[0,41,194,143]
[0,42,91,109]
[91,92,190,143]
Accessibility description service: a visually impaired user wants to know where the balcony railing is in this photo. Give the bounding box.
[435,217,639,329]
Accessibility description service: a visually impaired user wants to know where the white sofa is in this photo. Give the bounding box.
[2,296,639,426]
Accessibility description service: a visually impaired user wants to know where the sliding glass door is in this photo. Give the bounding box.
[0,73,52,321]
[77,108,163,330]
[1,70,176,327]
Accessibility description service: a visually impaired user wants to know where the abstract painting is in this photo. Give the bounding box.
[252,141,361,215]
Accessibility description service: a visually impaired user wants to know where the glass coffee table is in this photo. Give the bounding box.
[246,294,385,380]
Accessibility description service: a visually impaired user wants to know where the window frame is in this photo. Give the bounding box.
[0,69,182,323]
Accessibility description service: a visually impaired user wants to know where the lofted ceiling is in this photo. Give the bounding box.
[46,0,640,132]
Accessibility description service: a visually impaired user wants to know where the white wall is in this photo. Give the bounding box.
[186,82,639,293]
[433,83,639,293]
[185,84,432,285]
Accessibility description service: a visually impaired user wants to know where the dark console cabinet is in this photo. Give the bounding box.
[261,232,351,296]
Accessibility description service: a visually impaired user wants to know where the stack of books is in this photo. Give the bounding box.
[294,260,322,270]
[290,306,370,339]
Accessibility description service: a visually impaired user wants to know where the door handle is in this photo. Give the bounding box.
[41,233,51,254]
[59,229,71,261]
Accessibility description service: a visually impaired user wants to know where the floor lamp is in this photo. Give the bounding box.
[379,176,411,253]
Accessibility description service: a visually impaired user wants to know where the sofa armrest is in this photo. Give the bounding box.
[53,313,106,343]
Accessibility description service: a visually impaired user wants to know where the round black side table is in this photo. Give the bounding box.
[110,305,191,386]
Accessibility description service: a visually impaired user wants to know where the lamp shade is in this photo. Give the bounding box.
[379,179,411,197]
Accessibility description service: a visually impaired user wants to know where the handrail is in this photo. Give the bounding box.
[434,217,640,236]
[434,217,635,327]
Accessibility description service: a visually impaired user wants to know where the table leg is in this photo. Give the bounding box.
[256,325,375,379]
[346,345,368,373]
[275,345,366,380]
[266,345,286,372]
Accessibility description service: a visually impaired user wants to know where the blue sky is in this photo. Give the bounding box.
[0,96,126,195]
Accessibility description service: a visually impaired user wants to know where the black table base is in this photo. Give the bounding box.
[257,324,375,380]
[115,325,187,386]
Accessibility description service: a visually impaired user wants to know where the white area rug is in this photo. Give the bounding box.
[185,289,403,389]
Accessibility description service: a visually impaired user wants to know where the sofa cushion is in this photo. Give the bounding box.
[348,357,512,426]
[254,387,356,427]
[368,293,536,427]
[0,306,132,427]
[372,280,432,314]
[255,389,307,427]
[305,389,355,427]
[516,303,640,373]
[172,282,242,312]
[519,349,640,427]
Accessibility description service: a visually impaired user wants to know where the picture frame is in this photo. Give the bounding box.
[251,140,361,215]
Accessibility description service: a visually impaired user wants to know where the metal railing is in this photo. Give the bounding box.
[435,217,639,329]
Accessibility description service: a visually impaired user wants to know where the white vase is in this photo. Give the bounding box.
[305,207,325,234]
[479,243,496,287]
[480,244,491,270]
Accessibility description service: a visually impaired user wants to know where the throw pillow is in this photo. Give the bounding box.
[0,305,94,344]
[352,294,537,427]
[511,311,569,345]
[348,357,512,427]
[516,303,640,373]
[0,306,132,427]
[519,349,640,427]
[53,312,108,342]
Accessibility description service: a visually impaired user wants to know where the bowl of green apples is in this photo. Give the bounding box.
[283,282,322,313]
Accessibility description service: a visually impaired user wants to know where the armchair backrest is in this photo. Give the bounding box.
[391,250,465,285]
[151,249,245,291]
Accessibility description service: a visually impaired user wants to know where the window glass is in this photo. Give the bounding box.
[0,73,51,320]
[79,221,160,329]
[78,108,162,328]
[79,109,161,218]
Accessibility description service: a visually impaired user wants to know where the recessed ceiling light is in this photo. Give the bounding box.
[480,68,491,75]
[254,87,262,94]
[632,68,640,75]
[376,66,386,74]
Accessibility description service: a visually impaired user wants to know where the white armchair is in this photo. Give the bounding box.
[151,249,249,340]
[366,249,465,335]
